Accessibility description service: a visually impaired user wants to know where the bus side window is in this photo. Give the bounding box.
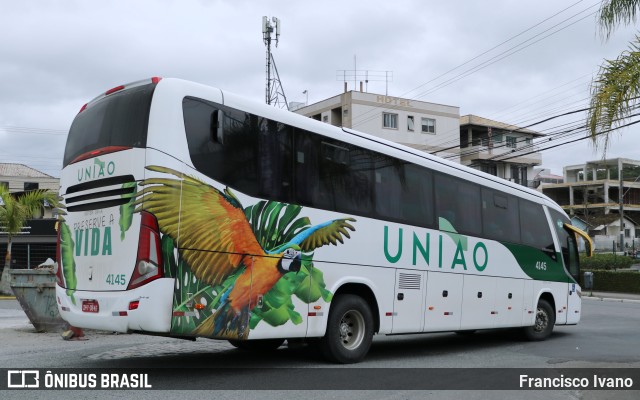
[294,130,332,210]
[481,189,520,243]
[566,233,580,278]
[435,173,481,235]
[374,157,403,221]
[402,164,434,228]
[519,199,555,253]
[257,119,292,203]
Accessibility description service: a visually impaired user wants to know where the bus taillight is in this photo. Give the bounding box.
[128,211,163,290]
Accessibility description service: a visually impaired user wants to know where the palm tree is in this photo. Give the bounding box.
[0,186,58,295]
[588,0,640,151]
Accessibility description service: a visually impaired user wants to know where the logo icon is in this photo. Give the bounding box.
[7,370,40,388]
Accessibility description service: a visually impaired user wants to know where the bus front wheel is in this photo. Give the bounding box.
[320,294,374,364]
[523,299,555,341]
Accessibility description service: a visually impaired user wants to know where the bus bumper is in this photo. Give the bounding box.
[56,278,174,333]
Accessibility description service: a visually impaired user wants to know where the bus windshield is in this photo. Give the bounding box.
[63,83,156,166]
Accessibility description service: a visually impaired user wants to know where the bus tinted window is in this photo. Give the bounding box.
[183,97,292,202]
[402,164,434,227]
[435,174,481,235]
[295,130,373,215]
[519,200,554,250]
[549,209,572,269]
[374,159,434,228]
[482,188,520,243]
[64,83,155,166]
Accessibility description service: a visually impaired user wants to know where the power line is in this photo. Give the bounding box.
[349,1,599,129]
[0,125,67,136]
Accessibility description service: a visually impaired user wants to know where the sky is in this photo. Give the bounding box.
[1,0,639,178]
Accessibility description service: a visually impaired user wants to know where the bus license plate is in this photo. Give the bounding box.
[82,300,99,313]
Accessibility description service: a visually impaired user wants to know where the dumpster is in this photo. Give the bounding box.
[9,268,67,332]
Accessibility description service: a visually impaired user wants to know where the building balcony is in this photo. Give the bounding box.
[460,143,542,166]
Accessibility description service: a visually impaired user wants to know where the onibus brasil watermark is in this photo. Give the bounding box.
[7,370,151,389]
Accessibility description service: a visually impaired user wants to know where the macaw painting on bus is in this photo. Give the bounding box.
[133,165,356,339]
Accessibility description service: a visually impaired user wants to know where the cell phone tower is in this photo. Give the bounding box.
[262,16,289,110]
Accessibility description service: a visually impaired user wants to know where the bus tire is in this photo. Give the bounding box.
[228,338,284,351]
[320,294,374,364]
[523,299,555,341]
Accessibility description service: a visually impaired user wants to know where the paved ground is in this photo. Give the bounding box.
[1,293,639,399]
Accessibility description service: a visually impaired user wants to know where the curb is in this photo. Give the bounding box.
[0,296,16,300]
[583,296,640,304]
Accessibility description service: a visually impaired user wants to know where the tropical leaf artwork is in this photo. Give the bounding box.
[246,201,333,329]
[168,199,334,335]
[118,182,137,241]
[58,221,77,305]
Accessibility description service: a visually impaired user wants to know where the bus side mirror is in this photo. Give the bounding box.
[211,109,225,144]
[564,223,593,257]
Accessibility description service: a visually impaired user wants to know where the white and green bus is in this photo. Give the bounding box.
[56,77,592,363]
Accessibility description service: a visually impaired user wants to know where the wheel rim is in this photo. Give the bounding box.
[534,307,549,333]
[338,309,365,350]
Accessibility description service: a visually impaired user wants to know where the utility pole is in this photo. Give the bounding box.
[262,16,289,110]
[619,158,625,252]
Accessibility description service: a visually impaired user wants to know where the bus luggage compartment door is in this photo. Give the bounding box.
[391,269,425,334]
[423,272,463,332]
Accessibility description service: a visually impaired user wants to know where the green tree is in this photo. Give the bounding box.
[0,186,58,295]
[588,0,640,151]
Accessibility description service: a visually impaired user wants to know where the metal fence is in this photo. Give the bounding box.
[0,243,56,269]
[593,236,639,254]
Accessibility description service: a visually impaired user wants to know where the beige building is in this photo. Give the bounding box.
[0,163,59,192]
[294,90,461,162]
[0,163,59,269]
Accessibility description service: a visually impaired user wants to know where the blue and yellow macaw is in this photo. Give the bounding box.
[134,166,356,339]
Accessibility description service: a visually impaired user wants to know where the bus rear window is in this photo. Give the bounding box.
[63,83,156,166]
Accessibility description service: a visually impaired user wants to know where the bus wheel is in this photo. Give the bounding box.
[320,294,373,364]
[523,299,555,341]
[228,338,284,351]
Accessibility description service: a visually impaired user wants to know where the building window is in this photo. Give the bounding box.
[24,182,39,191]
[0,181,8,190]
[383,113,398,129]
[506,136,517,148]
[322,115,329,123]
[407,116,414,131]
[480,164,497,176]
[525,138,532,145]
[625,228,631,238]
[421,118,435,134]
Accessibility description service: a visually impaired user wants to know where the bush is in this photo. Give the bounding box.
[579,253,634,270]
[579,270,640,294]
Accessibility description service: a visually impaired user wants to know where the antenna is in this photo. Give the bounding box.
[336,69,393,95]
[263,16,288,110]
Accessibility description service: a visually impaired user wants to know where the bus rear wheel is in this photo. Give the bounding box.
[320,294,374,364]
[523,299,555,341]
[228,338,284,352]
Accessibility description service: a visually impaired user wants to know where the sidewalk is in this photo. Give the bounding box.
[583,291,640,303]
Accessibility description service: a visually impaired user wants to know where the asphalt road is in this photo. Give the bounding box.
[0,298,638,399]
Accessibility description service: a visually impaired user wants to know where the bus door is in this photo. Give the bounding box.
[391,269,425,333]
[564,224,593,324]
